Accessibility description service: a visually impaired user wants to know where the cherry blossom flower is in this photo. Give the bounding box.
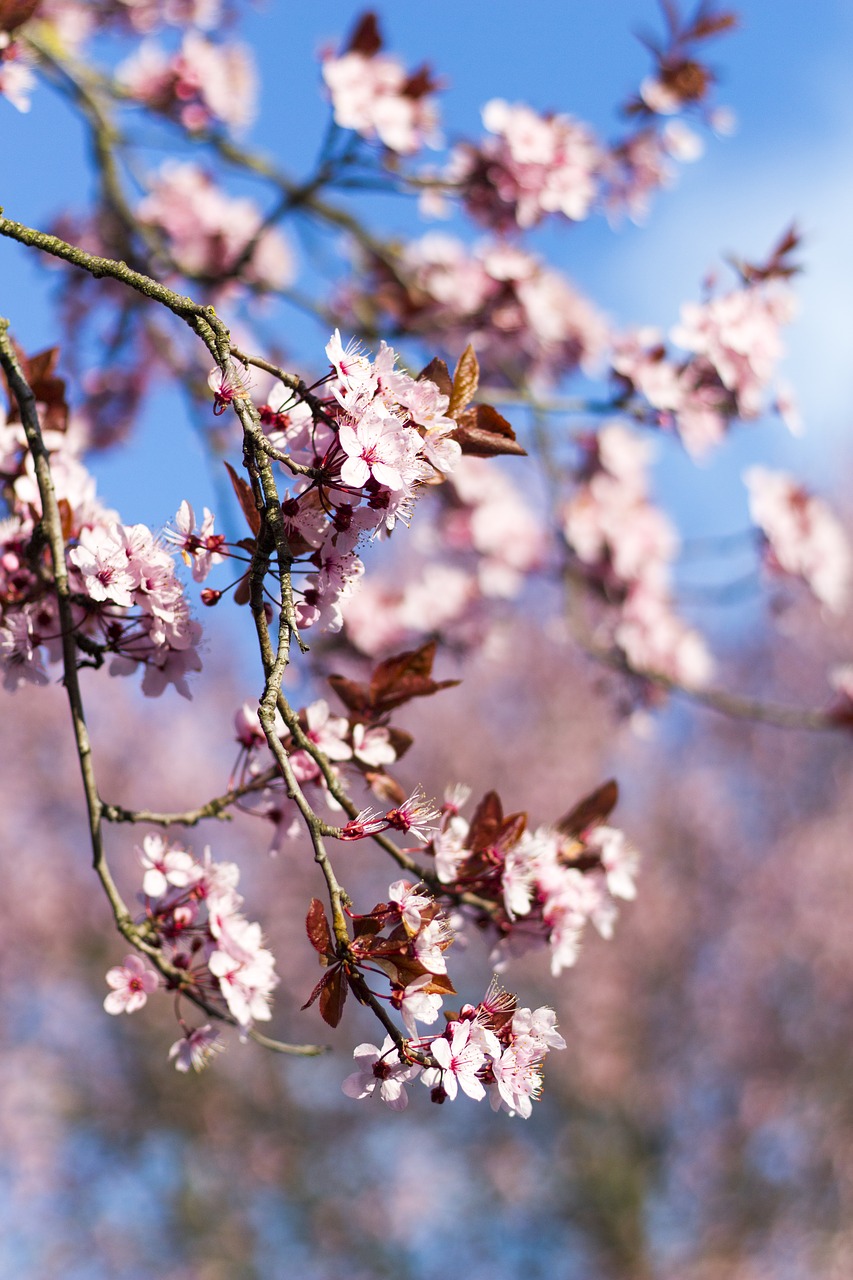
[167,500,226,582]
[384,787,441,844]
[451,99,602,231]
[341,1037,421,1110]
[138,833,199,899]
[0,612,49,691]
[118,30,257,132]
[0,38,34,113]
[140,164,292,291]
[397,975,444,1036]
[429,1020,488,1101]
[322,48,442,155]
[351,723,397,768]
[745,467,851,613]
[168,1024,223,1073]
[103,954,160,1014]
[388,880,434,935]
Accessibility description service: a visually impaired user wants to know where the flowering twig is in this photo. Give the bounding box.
[0,317,324,1056]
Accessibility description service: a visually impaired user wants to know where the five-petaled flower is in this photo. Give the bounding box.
[104,954,160,1015]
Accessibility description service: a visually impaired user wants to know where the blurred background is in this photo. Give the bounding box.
[3,2,853,1277]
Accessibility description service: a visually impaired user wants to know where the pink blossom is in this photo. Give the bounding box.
[303,698,353,762]
[490,1041,543,1118]
[398,975,444,1036]
[0,612,49,691]
[452,99,602,230]
[138,833,199,899]
[322,51,441,155]
[745,466,851,613]
[168,1024,223,1073]
[168,500,225,581]
[119,31,257,132]
[430,1020,488,1101]
[0,41,34,113]
[337,404,415,492]
[341,1037,421,1110]
[586,826,639,901]
[384,787,441,845]
[139,165,292,290]
[615,583,713,688]
[388,880,433,935]
[351,722,397,768]
[69,524,138,607]
[103,954,160,1014]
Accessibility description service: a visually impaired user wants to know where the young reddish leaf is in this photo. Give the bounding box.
[57,498,74,544]
[365,770,407,807]
[468,791,504,853]
[346,10,382,55]
[330,641,460,720]
[687,8,738,40]
[328,674,373,718]
[369,640,460,712]
[387,727,414,760]
[352,914,383,940]
[233,571,252,606]
[300,965,338,1011]
[417,357,453,399]
[223,461,262,538]
[7,344,69,433]
[373,676,460,717]
[306,897,334,957]
[0,0,41,31]
[403,65,440,99]
[451,404,527,458]
[319,966,349,1028]
[371,639,439,697]
[556,779,619,837]
[448,344,480,418]
[496,810,528,852]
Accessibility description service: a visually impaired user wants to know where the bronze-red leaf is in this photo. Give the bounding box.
[417,357,453,399]
[223,461,262,538]
[451,404,527,458]
[319,966,349,1028]
[306,897,334,957]
[556,779,619,837]
[346,10,382,55]
[468,791,504,853]
[448,344,480,419]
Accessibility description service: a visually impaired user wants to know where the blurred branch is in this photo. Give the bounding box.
[564,566,842,732]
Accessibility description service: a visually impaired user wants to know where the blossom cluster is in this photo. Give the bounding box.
[229,692,414,851]
[341,455,547,657]
[342,981,566,1117]
[40,0,227,41]
[346,234,608,388]
[104,833,279,1067]
[745,466,851,613]
[321,13,442,155]
[563,422,713,689]
[137,161,294,291]
[421,783,639,976]
[196,331,463,638]
[0,386,203,696]
[612,274,797,456]
[118,29,257,132]
[445,87,712,233]
[449,99,603,231]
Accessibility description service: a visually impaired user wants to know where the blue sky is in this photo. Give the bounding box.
[1,1,852,553]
